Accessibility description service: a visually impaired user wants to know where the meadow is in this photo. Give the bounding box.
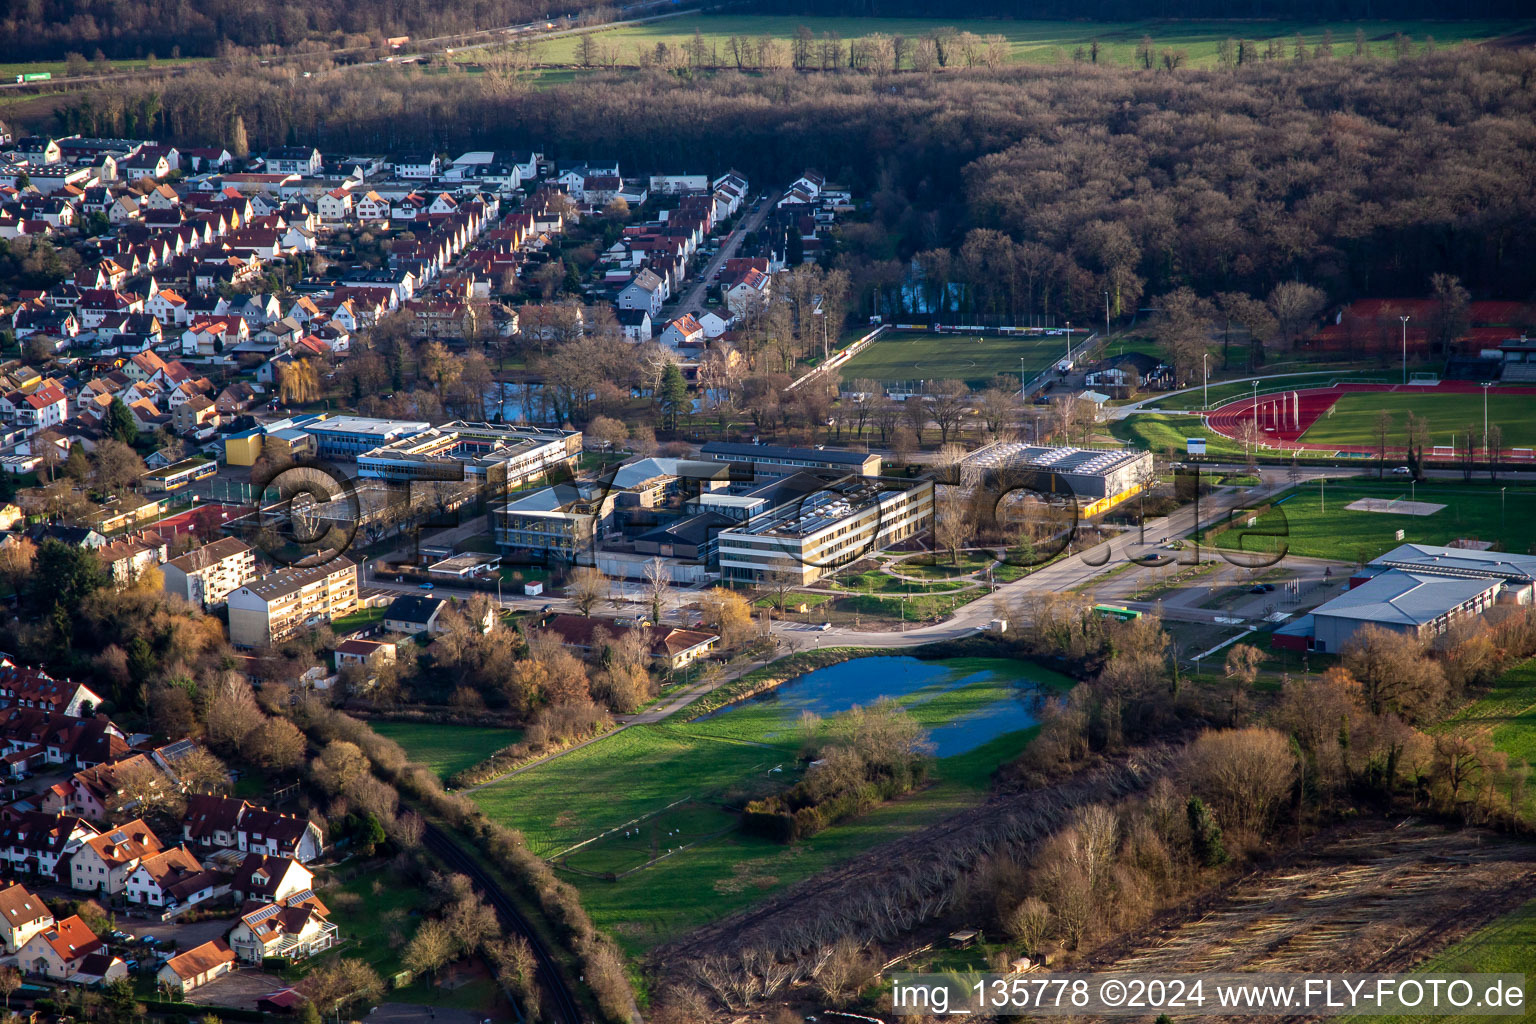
[1300,391,1536,450]
[469,655,1071,951]
[369,721,521,780]
[1334,897,1536,1024]
[1447,659,1536,773]
[466,17,1532,70]
[838,331,1065,388]
[1110,412,1251,460]
[1208,479,1536,563]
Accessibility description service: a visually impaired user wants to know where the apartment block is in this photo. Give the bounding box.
[161,538,257,610]
[226,558,358,647]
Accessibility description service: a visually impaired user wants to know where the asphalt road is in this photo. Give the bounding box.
[768,467,1347,651]
[667,188,781,316]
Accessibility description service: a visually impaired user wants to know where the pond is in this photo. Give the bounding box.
[704,656,1064,757]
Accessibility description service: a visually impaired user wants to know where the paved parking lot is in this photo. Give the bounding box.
[183,968,287,1010]
[127,915,237,949]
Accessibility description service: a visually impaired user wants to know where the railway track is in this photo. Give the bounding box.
[423,822,586,1023]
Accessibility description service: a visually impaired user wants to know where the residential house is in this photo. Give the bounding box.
[544,615,720,671]
[157,939,236,997]
[617,269,665,317]
[17,914,108,981]
[697,309,734,338]
[725,267,772,318]
[354,190,390,224]
[41,753,165,821]
[393,153,441,178]
[68,818,165,895]
[332,639,397,672]
[125,846,224,914]
[0,666,106,717]
[232,852,313,904]
[0,884,53,954]
[264,147,322,176]
[317,188,353,224]
[182,794,325,863]
[0,812,98,880]
[659,313,705,350]
[382,594,446,635]
[228,891,336,964]
[617,308,652,342]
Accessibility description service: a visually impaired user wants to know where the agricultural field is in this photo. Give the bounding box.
[1300,390,1536,449]
[838,331,1065,388]
[463,16,1533,70]
[469,655,1070,951]
[369,721,521,780]
[1207,479,1536,564]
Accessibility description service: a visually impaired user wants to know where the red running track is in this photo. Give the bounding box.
[148,502,253,537]
[1203,382,1535,455]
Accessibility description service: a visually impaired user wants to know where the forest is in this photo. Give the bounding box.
[46,46,1536,317]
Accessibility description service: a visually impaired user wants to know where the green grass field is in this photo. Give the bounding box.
[1335,897,1536,1024]
[559,799,736,876]
[369,721,522,780]
[1447,659,1536,771]
[1111,412,1251,459]
[470,655,1071,950]
[1209,480,1536,563]
[1140,372,1393,411]
[839,332,1064,387]
[1301,391,1536,449]
[0,56,208,78]
[465,16,1532,69]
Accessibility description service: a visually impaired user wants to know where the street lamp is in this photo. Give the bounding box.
[1481,381,1492,463]
[1065,321,1072,365]
[1203,353,1209,411]
[1103,290,1111,338]
[1399,315,1410,385]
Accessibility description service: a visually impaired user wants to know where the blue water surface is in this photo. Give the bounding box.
[704,656,1053,757]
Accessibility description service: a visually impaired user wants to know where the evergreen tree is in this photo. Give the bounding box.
[659,363,688,430]
[1186,796,1229,867]
[229,113,249,159]
[104,397,138,445]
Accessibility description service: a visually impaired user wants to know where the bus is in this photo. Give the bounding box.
[143,457,217,494]
[1092,604,1142,622]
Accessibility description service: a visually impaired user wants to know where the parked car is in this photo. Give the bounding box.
[817,622,833,631]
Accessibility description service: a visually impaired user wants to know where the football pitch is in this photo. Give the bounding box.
[1299,392,1536,449]
[838,332,1066,388]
